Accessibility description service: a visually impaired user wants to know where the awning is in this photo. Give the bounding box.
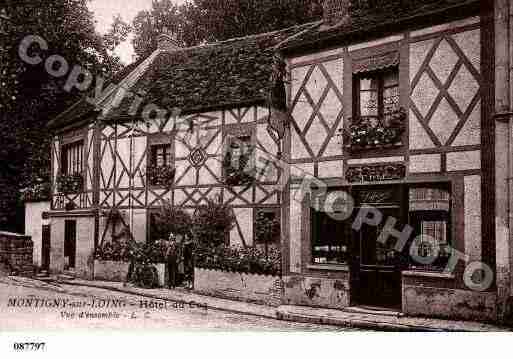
[352,51,400,74]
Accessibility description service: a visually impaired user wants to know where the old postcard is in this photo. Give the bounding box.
[1,1,512,354]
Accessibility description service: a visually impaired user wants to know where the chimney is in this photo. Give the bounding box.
[322,0,352,25]
[157,32,181,52]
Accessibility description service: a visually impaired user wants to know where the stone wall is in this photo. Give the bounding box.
[402,284,497,322]
[50,216,95,279]
[94,261,167,287]
[94,260,130,282]
[194,268,283,306]
[283,275,350,309]
[0,232,34,276]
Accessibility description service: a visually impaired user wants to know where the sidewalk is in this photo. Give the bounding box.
[56,277,509,332]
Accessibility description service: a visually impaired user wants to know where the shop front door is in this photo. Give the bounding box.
[350,187,406,309]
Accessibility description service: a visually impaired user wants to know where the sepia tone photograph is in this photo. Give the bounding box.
[0,0,513,352]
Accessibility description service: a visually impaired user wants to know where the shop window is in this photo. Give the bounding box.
[310,193,351,265]
[409,187,452,271]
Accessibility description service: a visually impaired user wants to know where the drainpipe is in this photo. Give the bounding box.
[494,0,512,323]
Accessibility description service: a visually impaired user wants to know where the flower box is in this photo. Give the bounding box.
[147,165,175,187]
[56,173,83,194]
[193,267,283,306]
[340,108,406,152]
[93,260,129,282]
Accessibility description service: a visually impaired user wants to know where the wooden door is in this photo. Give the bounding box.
[355,207,402,308]
[350,187,406,309]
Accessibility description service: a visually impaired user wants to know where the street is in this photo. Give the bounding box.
[0,277,354,331]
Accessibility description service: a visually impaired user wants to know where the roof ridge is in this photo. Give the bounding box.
[159,21,319,55]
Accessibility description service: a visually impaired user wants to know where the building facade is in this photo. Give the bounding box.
[44,0,513,323]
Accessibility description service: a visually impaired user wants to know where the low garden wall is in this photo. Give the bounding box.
[94,260,129,282]
[94,260,167,287]
[0,231,34,276]
[194,267,283,306]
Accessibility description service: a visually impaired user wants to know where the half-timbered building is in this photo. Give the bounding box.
[44,0,513,322]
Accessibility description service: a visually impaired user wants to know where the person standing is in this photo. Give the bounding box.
[166,240,178,289]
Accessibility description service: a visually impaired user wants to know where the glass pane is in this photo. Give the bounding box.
[360,90,378,117]
[383,85,399,115]
[312,210,348,264]
[383,71,399,87]
[165,146,172,166]
[359,77,379,91]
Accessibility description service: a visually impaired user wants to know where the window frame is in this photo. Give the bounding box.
[150,143,173,168]
[353,66,399,120]
[309,189,353,266]
[61,140,84,176]
[408,196,453,272]
[222,124,256,186]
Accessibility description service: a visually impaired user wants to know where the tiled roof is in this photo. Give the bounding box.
[47,57,150,130]
[279,0,480,53]
[49,24,312,130]
[105,24,311,120]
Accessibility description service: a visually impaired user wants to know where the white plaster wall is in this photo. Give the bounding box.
[25,201,50,267]
[289,187,302,273]
[464,175,482,262]
[230,207,253,247]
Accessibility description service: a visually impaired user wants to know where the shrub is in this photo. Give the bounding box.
[195,245,281,276]
[95,239,169,264]
[192,196,235,248]
[19,181,51,202]
[56,173,83,194]
[151,201,192,242]
[94,239,131,262]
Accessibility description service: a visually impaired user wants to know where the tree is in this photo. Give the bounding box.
[0,0,126,231]
[132,0,188,59]
[131,0,322,60]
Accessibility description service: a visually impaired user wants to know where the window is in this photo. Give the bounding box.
[408,187,452,271]
[61,141,84,175]
[354,67,399,121]
[310,193,351,265]
[148,143,175,187]
[223,135,254,186]
[151,144,173,167]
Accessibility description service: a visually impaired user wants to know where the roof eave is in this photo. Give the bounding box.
[279,0,481,56]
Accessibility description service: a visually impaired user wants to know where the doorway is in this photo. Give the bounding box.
[41,224,51,271]
[350,186,406,309]
[64,220,76,270]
